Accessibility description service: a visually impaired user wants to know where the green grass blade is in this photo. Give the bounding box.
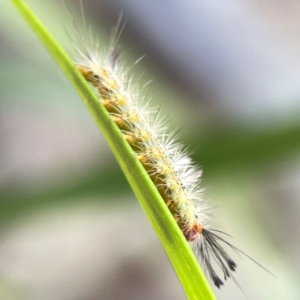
[10,0,216,299]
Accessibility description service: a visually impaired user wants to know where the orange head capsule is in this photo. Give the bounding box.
[183,221,203,242]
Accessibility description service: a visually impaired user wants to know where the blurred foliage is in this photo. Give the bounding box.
[2,122,300,226]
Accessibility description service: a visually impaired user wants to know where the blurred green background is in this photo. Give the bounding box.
[1,0,300,299]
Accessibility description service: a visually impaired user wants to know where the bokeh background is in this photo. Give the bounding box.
[1,0,300,299]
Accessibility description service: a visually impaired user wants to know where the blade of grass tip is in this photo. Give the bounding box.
[10,0,216,299]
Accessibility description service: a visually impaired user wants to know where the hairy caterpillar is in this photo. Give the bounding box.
[71,5,271,289]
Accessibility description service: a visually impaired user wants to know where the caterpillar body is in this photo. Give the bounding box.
[73,14,268,289]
